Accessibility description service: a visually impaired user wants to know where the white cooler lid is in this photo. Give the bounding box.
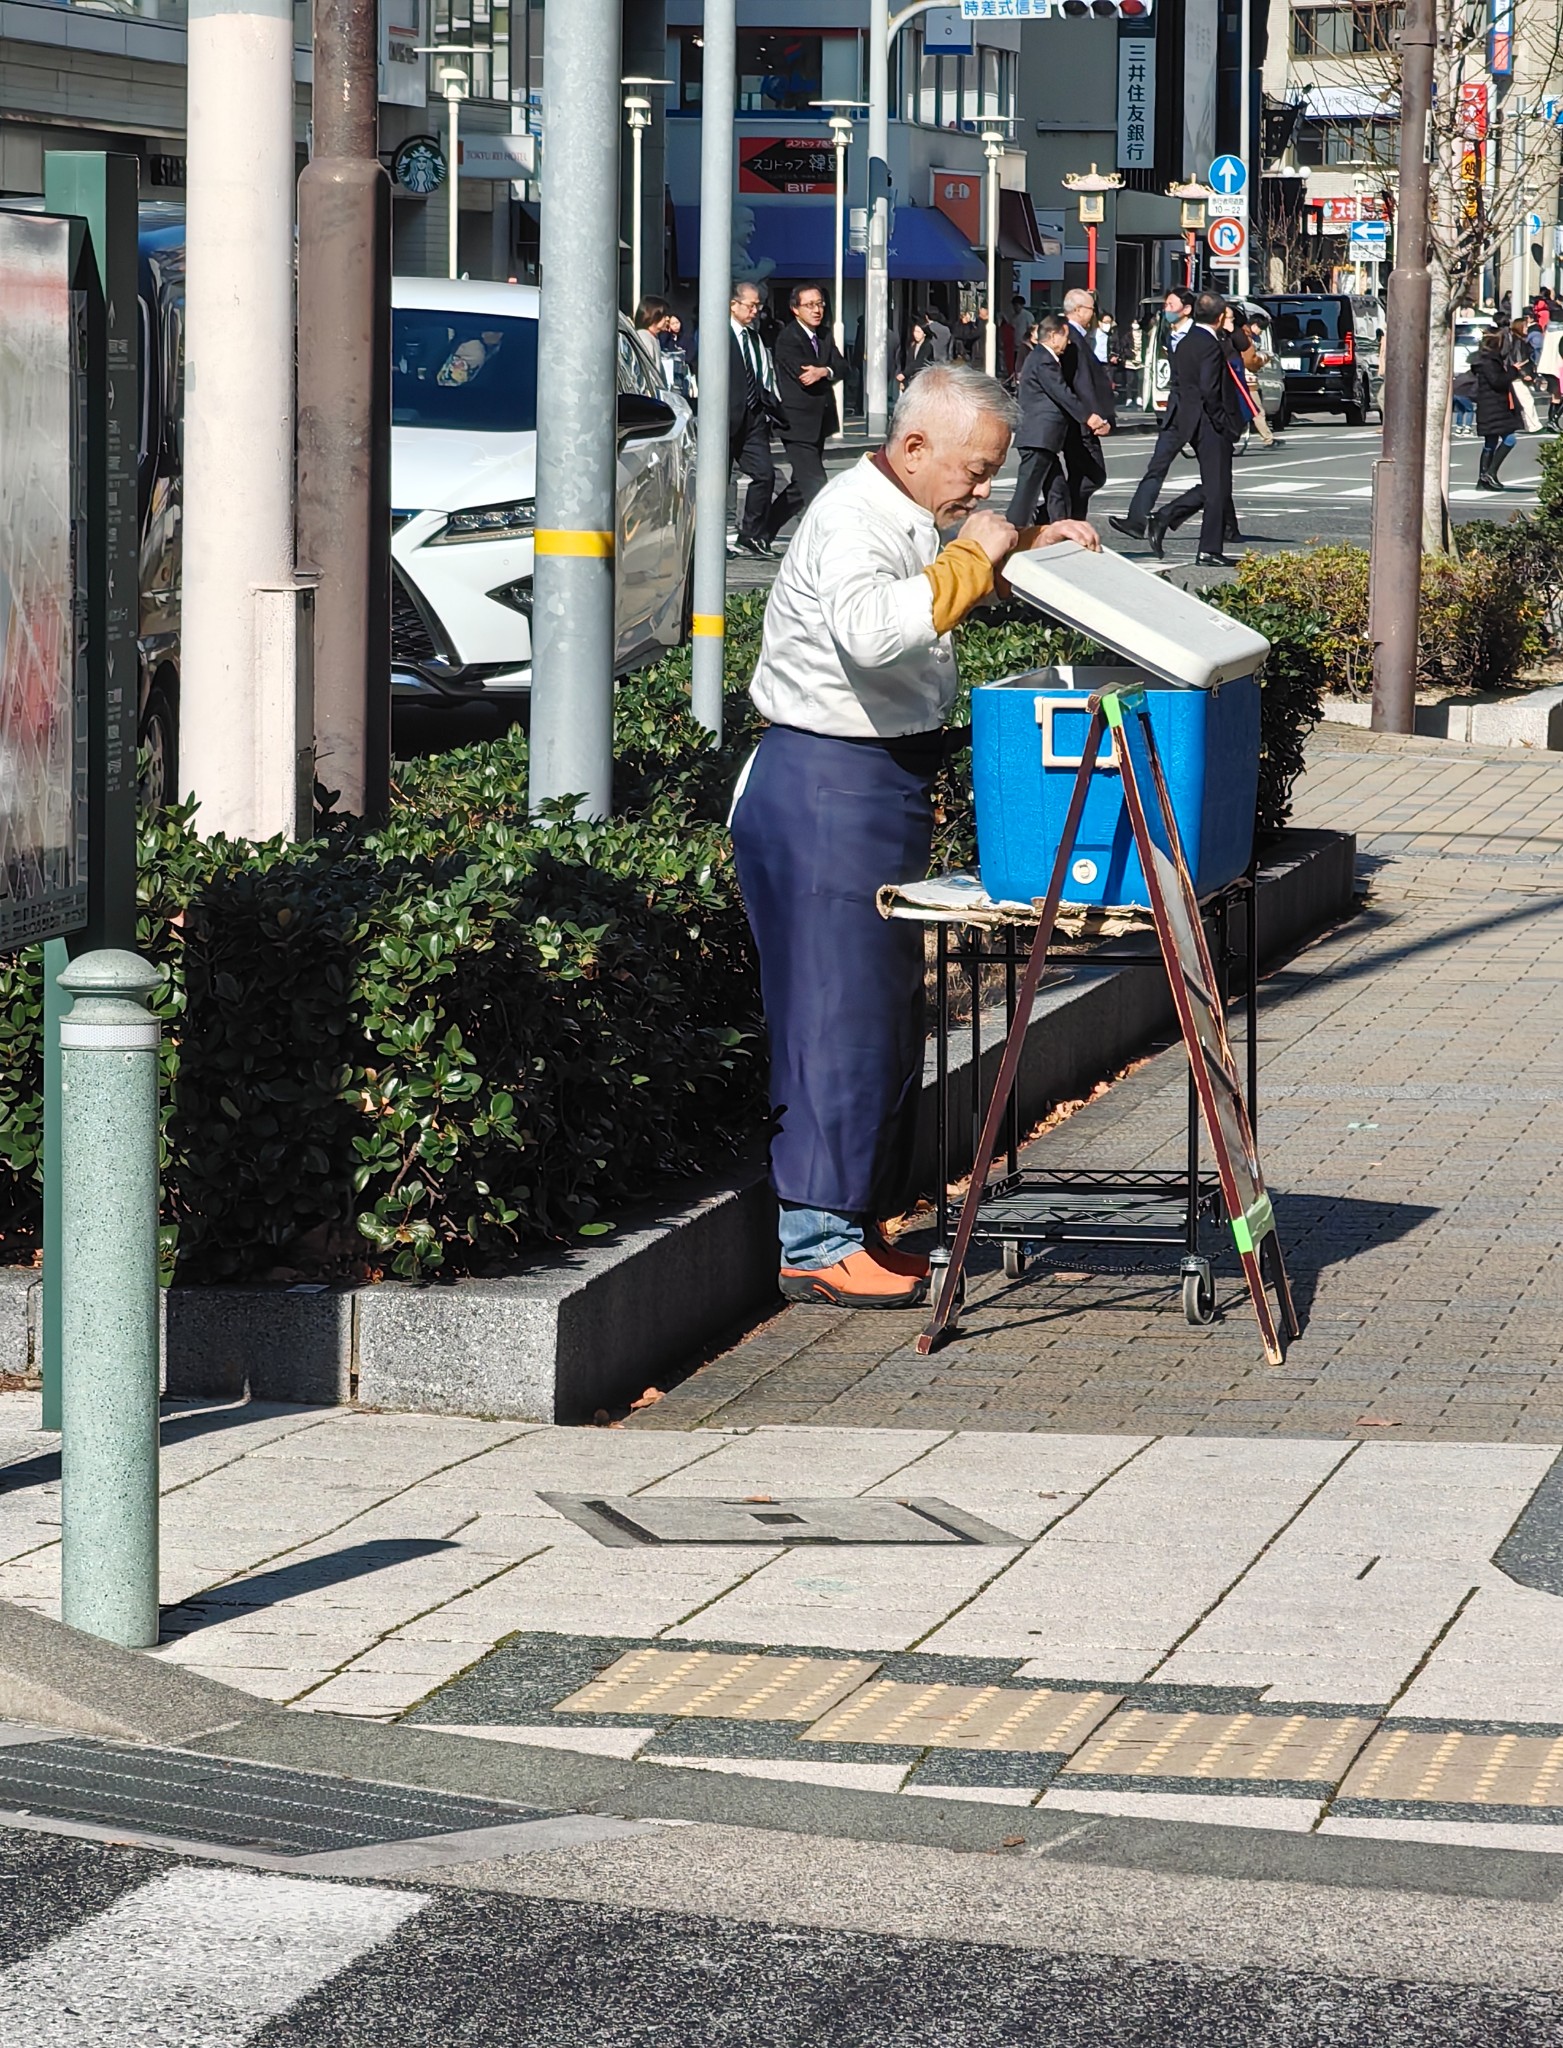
[1000,542,1272,691]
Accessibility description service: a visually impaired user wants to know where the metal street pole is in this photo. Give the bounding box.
[1368,0,1433,735]
[866,0,890,440]
[445,68,465,277]
[1236,0,1252,299]
[183,0,299,839]
[834,117,850,432]
[983,128,1002,377]
[58,952,162,1649]
[1512,107,1527,310]
[298,0,391,823]
[812,99,861,435]
[528,0,622,814]
[622,77,671,311]
[39,154,140,1436]
[689,0,736,739]
[626,95,648,311]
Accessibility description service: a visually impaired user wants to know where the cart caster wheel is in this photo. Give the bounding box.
[1002,1240,1030,1280]
[929,1262,966,1314]
[1182,1263,1216,1326]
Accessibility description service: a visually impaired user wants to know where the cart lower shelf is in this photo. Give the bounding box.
[965,1169,1227,1323]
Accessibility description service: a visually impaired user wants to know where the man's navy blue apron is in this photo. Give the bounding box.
[731,722,939,1218]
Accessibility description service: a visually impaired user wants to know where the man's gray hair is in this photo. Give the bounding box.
[888,361,1018,448]
[1063,287,1096,321]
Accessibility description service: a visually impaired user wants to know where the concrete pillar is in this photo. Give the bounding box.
[527,0,623,816]
[182,0,301,838]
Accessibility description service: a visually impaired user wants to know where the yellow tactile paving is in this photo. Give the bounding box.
[553,1648,879,1722]
[1339,1728,1563,1808]
[802,1681,1121,1752]
[1060,1709,1376,1785]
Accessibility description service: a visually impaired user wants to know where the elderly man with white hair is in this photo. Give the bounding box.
[730,362,1100,1310]
[1060,286,1116,521]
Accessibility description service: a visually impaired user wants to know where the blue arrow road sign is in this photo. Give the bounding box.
[1208,153,1247,197]
[1348,220,1388,248]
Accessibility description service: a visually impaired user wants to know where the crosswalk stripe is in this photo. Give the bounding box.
[0,1867,425,2046]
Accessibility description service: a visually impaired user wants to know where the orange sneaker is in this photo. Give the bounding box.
[868,1237,932,1280]
[779,1247,930,1309]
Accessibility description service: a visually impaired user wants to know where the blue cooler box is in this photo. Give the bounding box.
[972,665,1260,909]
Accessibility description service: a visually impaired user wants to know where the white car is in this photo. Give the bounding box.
[390,277,697,716]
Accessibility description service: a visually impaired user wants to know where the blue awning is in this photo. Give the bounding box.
[673,201,987,284]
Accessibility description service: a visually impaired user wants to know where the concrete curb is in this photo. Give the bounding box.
[0,1601,268,1745]
[0,1608,1546,1895]
[1321,688,1563,750]
[3,828,1355,1424]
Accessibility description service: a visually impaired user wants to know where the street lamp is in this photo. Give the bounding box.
[1168,180,1214,291]
[622,75,673,314]
[811,97,866,436]
[980,121,1019,378]
[1062,163,1124,297]
[416,45,479,280]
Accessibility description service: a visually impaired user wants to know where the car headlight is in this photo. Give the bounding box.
[428,499,536,545]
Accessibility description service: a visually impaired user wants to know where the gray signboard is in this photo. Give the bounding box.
[0,213,87,951]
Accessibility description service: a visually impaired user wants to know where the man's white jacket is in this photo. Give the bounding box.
[749,456,955,740]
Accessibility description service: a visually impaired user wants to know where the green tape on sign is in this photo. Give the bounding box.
[1230,1196,1274,1257]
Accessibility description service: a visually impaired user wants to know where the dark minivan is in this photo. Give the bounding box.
[1255,293,1381,428]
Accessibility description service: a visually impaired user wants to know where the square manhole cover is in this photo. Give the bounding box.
[541,1495,1019,1548]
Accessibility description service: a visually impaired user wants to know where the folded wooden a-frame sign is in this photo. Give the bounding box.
[918,685,1299,1364]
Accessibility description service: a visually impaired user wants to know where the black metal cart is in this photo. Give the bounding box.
[900,871,1259,1327]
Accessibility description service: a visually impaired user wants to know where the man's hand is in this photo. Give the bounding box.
[1087,413,1113,438]
[959,509,1019,565]
[798,364,831,386]
[1033,519,1102,553]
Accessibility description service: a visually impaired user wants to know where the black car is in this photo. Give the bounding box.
[1255,293,1381,427]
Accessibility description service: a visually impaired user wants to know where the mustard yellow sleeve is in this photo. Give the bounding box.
[922,535,997,635]
[993,527,1043,599]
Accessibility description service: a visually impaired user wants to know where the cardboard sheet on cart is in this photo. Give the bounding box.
[877,872,1148,939]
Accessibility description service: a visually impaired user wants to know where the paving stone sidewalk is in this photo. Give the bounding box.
[630,729,1563,1443]
[1,727,1561,1860]
[1,1396,1560,1852]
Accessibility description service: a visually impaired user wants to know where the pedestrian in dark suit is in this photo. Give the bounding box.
[1154,291,1244,565]
[1006,312,1081,525]
[773,282,849,509]
[1059,288,1116,520]
[1110,289,1195,541]
[703,279,798,559]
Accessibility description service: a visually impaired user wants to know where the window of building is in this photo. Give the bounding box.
[672,29,859,113]
[1291,4,1402,55]
[901,30,1015,130]
[433,0,510,101]
[1293,115,1400,166]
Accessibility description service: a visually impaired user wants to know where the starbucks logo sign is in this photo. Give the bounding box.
[393,136,447,195]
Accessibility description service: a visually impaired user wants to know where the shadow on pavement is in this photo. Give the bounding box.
[158,1537,458,1638]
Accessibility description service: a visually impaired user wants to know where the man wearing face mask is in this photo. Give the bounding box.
[729,363,1100,1309]
[1110,288,1194,543]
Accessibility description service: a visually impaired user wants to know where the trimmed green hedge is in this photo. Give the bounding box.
[1212,542,1549,702]
[0,589,1322,1282]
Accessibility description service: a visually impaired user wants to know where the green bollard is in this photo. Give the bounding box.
[58,950,162,1649]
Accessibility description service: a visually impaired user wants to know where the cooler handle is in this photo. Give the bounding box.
[1036,696,1121,774]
